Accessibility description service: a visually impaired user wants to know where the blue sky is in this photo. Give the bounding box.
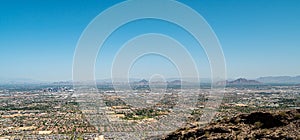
[0,0,299,81]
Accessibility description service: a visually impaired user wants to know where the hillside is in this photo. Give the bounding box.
[161,109,300,140]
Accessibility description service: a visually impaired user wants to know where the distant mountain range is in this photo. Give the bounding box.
[0,78,43,85]
[217,78,262,86]
[229,78,261,85]
[131,79,188,86]
[256,76,300,84]
[216,76,300,85]
[1,76,300,85]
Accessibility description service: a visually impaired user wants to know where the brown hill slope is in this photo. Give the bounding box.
[161,109,300,140]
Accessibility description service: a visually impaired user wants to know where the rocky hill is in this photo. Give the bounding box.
[161,109,300,140]
[216,78,262,86]
[228,78,261,85]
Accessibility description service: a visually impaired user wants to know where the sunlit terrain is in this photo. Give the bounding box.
[0,80,299,139]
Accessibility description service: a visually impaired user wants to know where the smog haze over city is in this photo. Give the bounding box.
[0,0,299,139]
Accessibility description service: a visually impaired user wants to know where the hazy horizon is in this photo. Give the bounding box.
[1,75,300,83]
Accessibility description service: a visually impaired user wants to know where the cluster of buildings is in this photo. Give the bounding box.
[0,84,299,139]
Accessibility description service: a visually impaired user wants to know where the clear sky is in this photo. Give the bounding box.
[0,0,299,81]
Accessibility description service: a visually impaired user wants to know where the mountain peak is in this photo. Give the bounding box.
[228,78,261,85]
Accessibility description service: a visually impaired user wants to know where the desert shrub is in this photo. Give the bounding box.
[278,111,287,117]
[254,121,263,128]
